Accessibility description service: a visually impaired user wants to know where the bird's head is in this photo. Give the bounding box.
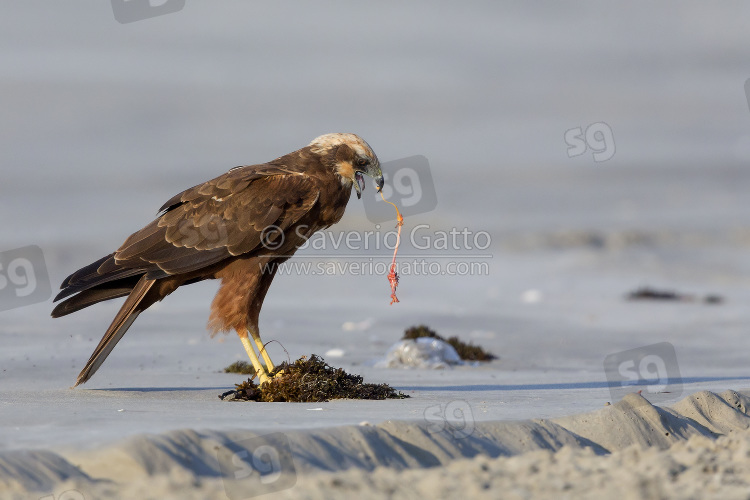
[309,133,384,199]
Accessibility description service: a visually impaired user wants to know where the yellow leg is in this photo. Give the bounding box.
[250,329,275,371]
[250,329,285,379]
[239,334,270,385]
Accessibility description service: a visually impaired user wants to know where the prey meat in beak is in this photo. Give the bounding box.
[353,161,384,200]
[355,171,366,199]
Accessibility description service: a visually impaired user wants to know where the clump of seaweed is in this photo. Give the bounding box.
[222,378,263,401]
[223,361,256,375]
[626,286,724,305]
[402,324,497,362]
[220,355,409,402]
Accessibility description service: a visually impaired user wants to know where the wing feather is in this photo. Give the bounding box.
[55,163,323,301]
[114,168,320,274]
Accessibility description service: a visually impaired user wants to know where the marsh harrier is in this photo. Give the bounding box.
[52,133,384,386]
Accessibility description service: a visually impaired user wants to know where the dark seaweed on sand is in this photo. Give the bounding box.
[626,287,724,304]
[402,324,497,362]
[220,355,408,402]
[223,361,256,375]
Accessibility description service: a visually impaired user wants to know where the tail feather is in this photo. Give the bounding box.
[54,253,145,302]
[52,287,132,318]
[51,275,144,318]
[74,276,157,387]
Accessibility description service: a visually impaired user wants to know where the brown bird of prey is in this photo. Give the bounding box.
[52,133,384,386]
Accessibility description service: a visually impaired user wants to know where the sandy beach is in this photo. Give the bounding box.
[3,2,750,499]
[4,390,750,499]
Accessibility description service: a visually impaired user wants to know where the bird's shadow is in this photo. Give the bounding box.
[396,375,750,392]
[78,376,750,393]
[85,386,231,392]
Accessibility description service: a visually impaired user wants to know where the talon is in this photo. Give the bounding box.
[257,368,285,385]
[239,333,274,386]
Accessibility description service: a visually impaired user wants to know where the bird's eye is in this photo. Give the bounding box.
[356,158,369,167]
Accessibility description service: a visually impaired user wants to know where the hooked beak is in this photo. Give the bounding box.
[354,162,384,200]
